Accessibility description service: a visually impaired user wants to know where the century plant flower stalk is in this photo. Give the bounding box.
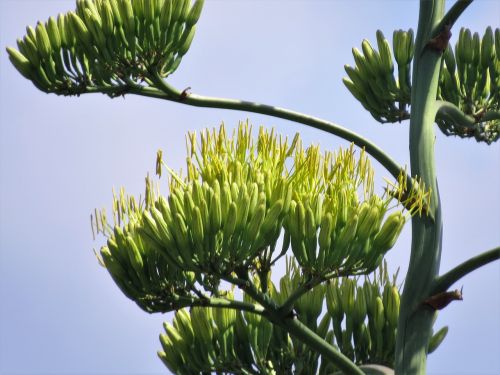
[6,0,500,374]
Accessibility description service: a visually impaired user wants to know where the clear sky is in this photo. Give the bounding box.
[0,1,499,374]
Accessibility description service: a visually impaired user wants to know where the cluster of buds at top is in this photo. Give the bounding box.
[323,263,448,370]
[437,27,500,144]
[343,29,414,123]
[343,28,500,144]
[6,0,203,96]
[93,122,418,312]
[284,144,407,276]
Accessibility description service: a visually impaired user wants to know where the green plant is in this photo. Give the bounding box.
[6,0,499,374]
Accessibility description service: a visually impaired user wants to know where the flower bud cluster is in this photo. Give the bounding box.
[343,29,414,123]
[156,262,448,373]
[7,0,203,95]
[344,28,499,144]
[93,122,409,312]
[437,27,500,144]
[158,292,278,374]
[322,263,447,370]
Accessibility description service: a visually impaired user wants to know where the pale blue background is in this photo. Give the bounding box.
[1,1,499,374]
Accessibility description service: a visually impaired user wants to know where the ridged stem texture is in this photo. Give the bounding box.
[395,1,445,373]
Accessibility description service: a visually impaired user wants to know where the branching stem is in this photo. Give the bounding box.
[222,271,363,374]
[433,0,474,38]
[134,72,411,191]
[432,246,500,294]
[436,100,475,127]
[435,100,500,127]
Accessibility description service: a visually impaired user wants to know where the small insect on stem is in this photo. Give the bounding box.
[423,286,463,310]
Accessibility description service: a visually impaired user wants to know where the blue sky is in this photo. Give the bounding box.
[0,1,499,374]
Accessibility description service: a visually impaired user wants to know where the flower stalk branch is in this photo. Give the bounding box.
[432,246,500,294]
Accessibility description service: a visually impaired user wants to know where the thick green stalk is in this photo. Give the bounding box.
[395,1,445,373]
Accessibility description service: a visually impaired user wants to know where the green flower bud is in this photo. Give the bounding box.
[356,202,380,242]
[214,295,237,333]
[393,29,408,66]
[444,45,456,74]
[374,296,385,333]
[6,47,33,80]
[353,286,367,326]
[460,28,474,63]
[376,29,394,73]
[318,212,333,251]
[340,278,356,318]
[386,286,400,328]
[223,202,238,238]
[68,12,92,49]
[261,199,283,235]
[372,211,405,253]
[495,28,500,57]
[173,308,194,345]
[190,307,214,343]
[428,326,449,354]
[186,0,204,27]
[46,17,61,50]
[35,22,52,58]
[481,27,494,68]
[326,281,344,323]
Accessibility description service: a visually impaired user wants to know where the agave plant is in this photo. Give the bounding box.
[5,0,500,374]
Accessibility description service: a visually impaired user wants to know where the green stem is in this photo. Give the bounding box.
[170,294,266,315]
[277,276,319,318]
[432,246,500,294]
[198,297,265,314]
[225,272,363,374]
[435,100,500,126]
[276,268,359,318]
[481,111,500,122]
[395,1,445,374]
[133,72,409,188]
[280,317,364,375]
[432,0,473,37]
[435,100,475,127]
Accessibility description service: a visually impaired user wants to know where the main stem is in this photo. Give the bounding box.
[395,1,445,374]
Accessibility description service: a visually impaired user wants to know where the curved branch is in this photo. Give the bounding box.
[277,276,320,318]
[129,73,410,190]
[433,0,474,38]
[435,100,475,128]
[160,294,266,315]
[276,269,358,318]
[432,246,500,294]
[223,272,363,375]
[192,296,266,315]
[480,111,500,122]
[435,100,500,125]
[281,317,364,375]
